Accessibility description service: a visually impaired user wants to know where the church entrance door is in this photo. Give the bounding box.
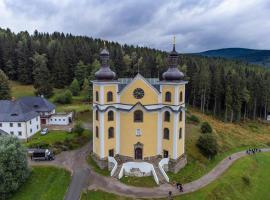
[135,147,143,160]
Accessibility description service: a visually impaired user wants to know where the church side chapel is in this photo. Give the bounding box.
[92,38,188,182]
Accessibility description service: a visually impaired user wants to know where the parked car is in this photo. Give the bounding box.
[40,128,49,135]
[30,149,55,161]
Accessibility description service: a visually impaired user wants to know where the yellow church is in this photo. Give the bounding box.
[92,40,187,176]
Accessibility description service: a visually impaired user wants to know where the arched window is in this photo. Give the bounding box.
[179,128,182,139]
[163,128,170,139]
[108,127,114,139]
[95,91,99,101]
[134,110,143,122]
[108,110,114,121]
[96,126,99,138]
[107,91,113,102]
[165,92,171,102]
[179,91,183,102]
[96,110,99,121]
[179,111,182,122]
[164,111,170,122]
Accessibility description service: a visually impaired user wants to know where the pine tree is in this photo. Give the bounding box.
[32,52,53,97]
[81,78,90,101]
[0,69,11,100]
[69,78,80,96]
[74,60,88,87]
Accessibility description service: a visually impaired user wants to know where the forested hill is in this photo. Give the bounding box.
[0,27,270,122]
[197,48,270,67]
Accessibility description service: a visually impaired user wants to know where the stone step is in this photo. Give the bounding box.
[154,166,167,184]
[112,164,122,178]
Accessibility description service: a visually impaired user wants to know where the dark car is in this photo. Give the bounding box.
[31,149,55,161]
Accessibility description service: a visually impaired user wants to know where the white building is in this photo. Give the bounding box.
[0,100,41,139]
[267,113,270,121]
[48,112,73,125]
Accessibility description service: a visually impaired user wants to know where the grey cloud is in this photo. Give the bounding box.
[0,0,270,52]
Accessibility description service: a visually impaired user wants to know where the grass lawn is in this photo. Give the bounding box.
[82,153,270,200]
[87,154,110,176]
[25,130,92,154]
[168,108,270,183]
[10,81,35,98]
[10,166,71,200]
[120,176,157,188]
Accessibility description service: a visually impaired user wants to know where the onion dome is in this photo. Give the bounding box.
[162,37,184,81]
[95,46,116,80]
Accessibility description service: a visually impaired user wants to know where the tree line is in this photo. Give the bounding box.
[0,28,269,121]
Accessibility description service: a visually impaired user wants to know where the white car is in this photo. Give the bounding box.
[40,128,49,135]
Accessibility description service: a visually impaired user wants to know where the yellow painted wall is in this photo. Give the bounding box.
[162,110,174,159]
[162,85,175,105]
[179,85,185,104]
[103,110,116,157]
[177,111,185,157]
[104,85,117,104]
[93,85,100,104]
[120,110,158,158]
[120,79,159,105]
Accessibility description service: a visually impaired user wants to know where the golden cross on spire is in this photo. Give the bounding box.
[103,40,106,48]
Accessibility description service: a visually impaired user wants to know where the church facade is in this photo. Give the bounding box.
[92,41,187,172]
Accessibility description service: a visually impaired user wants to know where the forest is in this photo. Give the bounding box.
[0,28,270,122]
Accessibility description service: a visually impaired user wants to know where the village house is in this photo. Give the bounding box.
[0,96,73,139]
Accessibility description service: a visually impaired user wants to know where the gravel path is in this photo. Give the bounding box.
[29,144,270,199]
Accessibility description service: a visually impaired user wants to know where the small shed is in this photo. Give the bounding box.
[49,112,73,125]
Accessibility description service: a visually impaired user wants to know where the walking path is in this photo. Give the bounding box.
[29,145,270,199]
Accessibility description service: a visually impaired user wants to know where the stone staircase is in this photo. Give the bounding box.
[112,164,122,178]
[153,165,167,184]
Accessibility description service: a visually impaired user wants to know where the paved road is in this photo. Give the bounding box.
[29,145,270,199]
[64,168,90,200]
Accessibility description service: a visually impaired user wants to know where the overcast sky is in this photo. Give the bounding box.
[0,0,270,52]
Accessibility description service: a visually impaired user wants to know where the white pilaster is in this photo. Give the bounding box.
[92,108,95,153]
[116,111,120,154]
[100,112,105,158]
[157,111,162,155]
[116,84,120,103]
[158,85,163,103]
[100,85,104,104]
[183,109,186,154]
[173,112,178,159]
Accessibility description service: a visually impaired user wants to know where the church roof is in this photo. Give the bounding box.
[118,77,161,93]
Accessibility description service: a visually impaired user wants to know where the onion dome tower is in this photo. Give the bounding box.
[95,44,116,80]
[162,36,184,81]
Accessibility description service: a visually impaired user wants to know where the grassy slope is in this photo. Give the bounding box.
[10,166,71,200]
[10,81,91,114]
[168,108,270,183]
[82,153,270,200]
[87,155,110,176]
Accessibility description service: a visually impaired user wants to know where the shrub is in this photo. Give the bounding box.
[188,114,200,124]
[0,136,30,199]
[242,175,251,186]
[73,121,85,136]
[197,133,218,158]
[201,122,213,133]
[54,90,72,104]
